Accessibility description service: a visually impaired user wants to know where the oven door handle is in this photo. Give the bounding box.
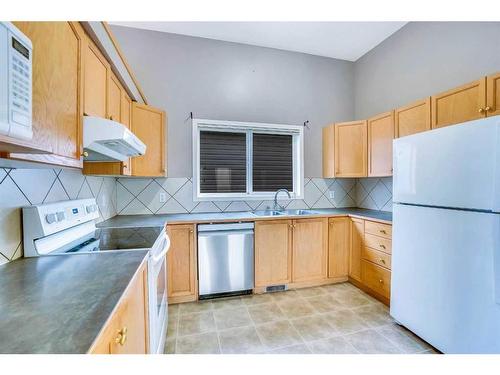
[151,236,170,265]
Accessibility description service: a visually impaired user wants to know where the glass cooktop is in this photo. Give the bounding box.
[65,226,163,254]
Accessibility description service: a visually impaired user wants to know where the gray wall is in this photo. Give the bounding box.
[111,25,354,177]
[354,22,500,119]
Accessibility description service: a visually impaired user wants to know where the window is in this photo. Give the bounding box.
[193,119,304,201]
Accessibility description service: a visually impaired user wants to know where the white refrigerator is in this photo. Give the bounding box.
[391,116,500,354]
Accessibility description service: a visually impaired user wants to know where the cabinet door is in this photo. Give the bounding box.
[486,72,500,117]
[107,72,122,122]
[131,103,166,177]
[14,22,84,162]
[255,220,292,287]
[322,125,335,178]
[367,111,394,177]
[334,120,367,177]
[90,264,148,354]
[167,224,197,302]
[84,39,108,118]
[328,217,350,279]
[395,98,431,138]
[349,218,364,282]
[431,78,486,129]
[292,218,328,283]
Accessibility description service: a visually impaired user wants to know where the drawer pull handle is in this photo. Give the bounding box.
[115,326,128,346]
[379,244,386,249]
[379,279,384,284]
[379,258,386,264]
[379,229,387,234]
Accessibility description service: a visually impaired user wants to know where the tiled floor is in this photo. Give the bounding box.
[165,282,437,354]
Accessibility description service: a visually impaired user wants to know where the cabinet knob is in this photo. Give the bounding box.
[379,258,386,264]
[485,106,492,112]
[81,151,89,158]
[379,279,384,284]
[379,244,386,249]
[109,115,114,121]
[289,224,293,228]
[122,164,128,169]
[379,229,386,234]
[479,108,485,113]
[115,326,128,346]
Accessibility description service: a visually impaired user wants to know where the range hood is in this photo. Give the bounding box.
[83,116,146,162]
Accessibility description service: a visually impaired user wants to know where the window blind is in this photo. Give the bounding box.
[252,133,293,192]
[199,131,247,193]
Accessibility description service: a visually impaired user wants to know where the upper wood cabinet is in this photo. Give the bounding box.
[334,120,367,177]
[90,261,148,354]
[255,220,292,287]
[84,39,109,118]
[167,224,197,304]
[107,72,122,122]
[9,22,85,168]
[395,98,431,138]
[431,78,486,129]
[322,124,335,178]
[349,218,364,282]
[367,111,394,177]
[328,217,350,279]
[292,218,328,283]
[131,103,166,177]
[486,72,500,117]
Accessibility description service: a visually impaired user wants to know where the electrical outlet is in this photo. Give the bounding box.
[329,191,335,199]
[159,192,167,203]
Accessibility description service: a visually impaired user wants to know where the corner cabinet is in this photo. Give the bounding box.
[167,224,197,304]
[334,120,367,177]
[328,217,350,279]
[367,111,394,177]
[89,261,148,354]
[131,103,167,177]
[349,217,364,282]
[5,22,85,168]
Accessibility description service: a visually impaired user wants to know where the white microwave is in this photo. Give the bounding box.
[0,22,32,140]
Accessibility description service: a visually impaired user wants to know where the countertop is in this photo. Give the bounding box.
[97,207,392,228]
[0,251,148,354]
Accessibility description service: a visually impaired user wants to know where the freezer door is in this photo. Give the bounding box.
[391,203,500,353]
[393,116,500,212]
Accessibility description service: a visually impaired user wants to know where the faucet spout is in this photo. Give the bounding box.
[274,189,291,211]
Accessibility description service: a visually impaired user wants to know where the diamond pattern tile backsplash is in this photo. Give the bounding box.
[0,168,117,265]
[116,177,360,215]
[356,177,393,212]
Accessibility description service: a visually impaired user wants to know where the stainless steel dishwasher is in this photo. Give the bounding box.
[197,222,254,299]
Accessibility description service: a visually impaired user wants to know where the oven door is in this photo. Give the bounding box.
[148,230,169,354]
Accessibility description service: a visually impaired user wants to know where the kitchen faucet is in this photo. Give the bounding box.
[274,189,291,211]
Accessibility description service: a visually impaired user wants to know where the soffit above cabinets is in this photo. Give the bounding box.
[81,22,147,104]
[109,21,407,61]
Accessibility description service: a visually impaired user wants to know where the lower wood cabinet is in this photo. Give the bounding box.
[292,218,328,283]
[166,224,197,304]
[361,260,391,300]
[328,217,350,279]
[255,220,292,287]
[90,261,148,354]
[349,218,364,282]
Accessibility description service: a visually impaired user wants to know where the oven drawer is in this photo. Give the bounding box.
[365,221,392,239]
[361,259,391,299]
[364,233,392,254]
[362,247,391,270]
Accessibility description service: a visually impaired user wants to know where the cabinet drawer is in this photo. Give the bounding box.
[361,260,391,299]
[364,233,392,254]
[365,221,392,239]
[362,247,391,270]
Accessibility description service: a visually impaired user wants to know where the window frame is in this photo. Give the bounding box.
[192,118,304,201]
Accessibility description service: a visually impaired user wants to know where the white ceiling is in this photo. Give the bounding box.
[110,22,407,61]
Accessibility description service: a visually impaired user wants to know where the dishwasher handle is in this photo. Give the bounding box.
[198,222,254,232]
[198,229,254,238]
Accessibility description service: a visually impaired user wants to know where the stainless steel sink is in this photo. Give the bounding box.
[283,209,315,216]
[252,210,285,217]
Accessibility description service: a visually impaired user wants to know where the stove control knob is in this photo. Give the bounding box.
[46,213,57,224]
[56,211,66,222]
[86,205,92,213]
